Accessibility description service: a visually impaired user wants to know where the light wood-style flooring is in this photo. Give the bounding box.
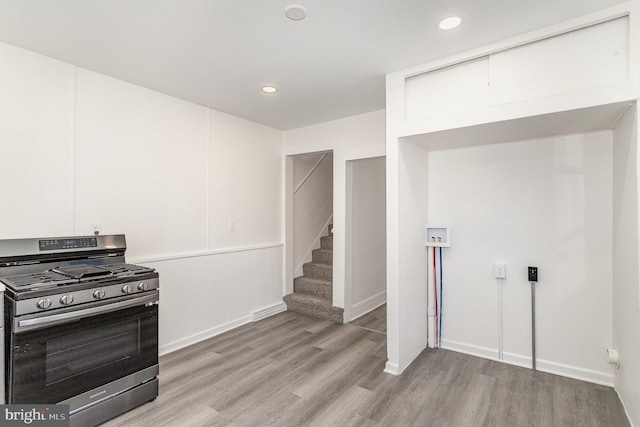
[350,304,386,334]
[103,308,629,426]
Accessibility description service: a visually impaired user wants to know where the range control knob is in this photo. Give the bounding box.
[59,294,74,305]
[37,298,52,310]
[121,285,133,294]
[93,289,106,299]
[137,282,148,291]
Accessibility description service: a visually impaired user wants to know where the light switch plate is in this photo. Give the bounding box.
[494,262,506,279]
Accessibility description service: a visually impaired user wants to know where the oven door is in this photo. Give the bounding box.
[7,291,158,405]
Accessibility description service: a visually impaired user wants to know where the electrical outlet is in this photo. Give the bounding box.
[528,266,538,282]
[494,263,506,279]
[90,223,102,236]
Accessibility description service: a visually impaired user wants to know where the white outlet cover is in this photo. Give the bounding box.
[494,262,506,279]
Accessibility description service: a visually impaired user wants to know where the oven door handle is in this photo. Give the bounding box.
[16,291,159,332]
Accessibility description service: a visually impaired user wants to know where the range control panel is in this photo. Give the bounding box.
[39,237,98,251]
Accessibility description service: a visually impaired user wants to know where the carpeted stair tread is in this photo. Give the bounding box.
[283,293,343,323]
[294,276,332,299]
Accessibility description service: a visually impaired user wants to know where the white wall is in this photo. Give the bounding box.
[0,42,76,238]
[393,140,429,372]
[612,104,640,424]
[208,110,282,249]
[284,109,385,153]
[0,41,284,354]
[350,156,386,319]
[74,69,209,258]
[428,131,614,384]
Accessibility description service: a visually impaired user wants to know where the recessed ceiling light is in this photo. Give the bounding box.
[437,15,463,31]
[285,4,307,21]
[261,85,278,94]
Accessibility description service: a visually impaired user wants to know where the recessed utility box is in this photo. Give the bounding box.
[425,225,450,247]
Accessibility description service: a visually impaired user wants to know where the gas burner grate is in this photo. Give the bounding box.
[0,271,78,289]
[98,263,155,277]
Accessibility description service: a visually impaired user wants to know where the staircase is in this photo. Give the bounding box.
[284,224,344,323]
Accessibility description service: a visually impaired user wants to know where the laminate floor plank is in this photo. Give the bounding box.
[350,304,386,333]
[102,311,630,427]
[305,385,372,427]
[447,374,497,427]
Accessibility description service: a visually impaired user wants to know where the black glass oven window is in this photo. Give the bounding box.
[8,303,157,404]
[46,318,139,385]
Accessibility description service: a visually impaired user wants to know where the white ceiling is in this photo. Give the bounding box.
[0,0,628,130]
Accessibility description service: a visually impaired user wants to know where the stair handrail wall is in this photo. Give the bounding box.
[292,153,333,278]
[294,216,333,278]
[294,152,329,194]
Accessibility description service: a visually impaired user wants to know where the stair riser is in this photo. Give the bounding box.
[312,249,332,264]
[287,304,343,323]
[303,263,332,281]
[283,295,343,324]
[320,236,333,250]
[294,278,332,299]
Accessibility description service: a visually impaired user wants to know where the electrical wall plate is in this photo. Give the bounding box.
[425,225,450,247]
[494,262,506,279]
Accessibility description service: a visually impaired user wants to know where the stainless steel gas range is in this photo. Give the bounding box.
[0,234,159,427]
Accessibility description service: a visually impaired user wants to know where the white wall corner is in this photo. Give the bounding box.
[384,360,402,376]
[332,140,347,309]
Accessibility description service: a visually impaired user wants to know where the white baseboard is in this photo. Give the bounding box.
[384,361,402,375]
[616,388,636,427]
[159,315,251,356]
[502,351,613,386]
[350,291,386,321]
[441,339,613,386]
[251,302,287,322]
[160,302,288,356]
[441,339,501,362]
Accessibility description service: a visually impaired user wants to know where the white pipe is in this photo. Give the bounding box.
[498,278,504,360]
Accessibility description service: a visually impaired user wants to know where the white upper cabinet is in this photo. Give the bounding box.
[403,16,630,123]
[489,17,628,105]
[405,57,489,122]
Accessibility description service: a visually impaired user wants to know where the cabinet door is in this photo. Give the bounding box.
[489,17,628,105]
[405,57,489,121]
